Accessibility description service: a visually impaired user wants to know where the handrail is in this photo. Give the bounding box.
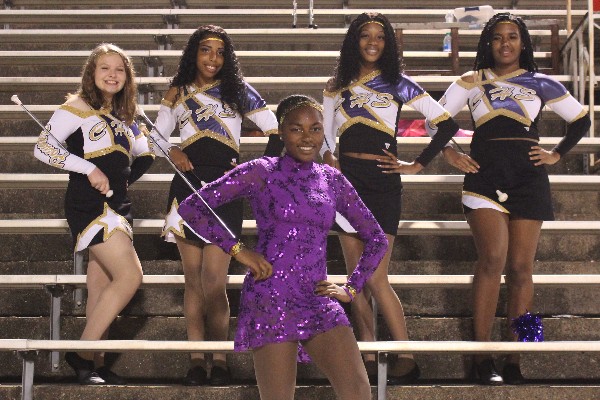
[561,11,597,169]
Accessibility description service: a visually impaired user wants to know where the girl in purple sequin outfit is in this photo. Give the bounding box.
[178,95,387,399]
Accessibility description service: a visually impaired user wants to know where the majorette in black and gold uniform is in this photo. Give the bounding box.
[428,69,590,220]
[34,105,154,251]
[150,81,278,243]
[323,70,459,234]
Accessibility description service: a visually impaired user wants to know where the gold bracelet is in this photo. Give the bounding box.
[229,241,245,257]
[342,284,357,301]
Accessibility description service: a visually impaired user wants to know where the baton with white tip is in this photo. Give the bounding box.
[11,94,113,198]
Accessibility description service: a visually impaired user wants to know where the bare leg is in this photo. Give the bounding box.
[466,209,509,363]
[177,237,231,368]
[253,342,298,400]
[304,325,371,399]
[201,245,231,366]
[339,232,375,365]
[505,218,542,364]
[85,256,111,366]
[339,232,414,375]
[79,231,143,359]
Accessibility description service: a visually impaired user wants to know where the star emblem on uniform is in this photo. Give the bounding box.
[162,198,186,238]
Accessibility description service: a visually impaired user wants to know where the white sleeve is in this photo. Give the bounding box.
[321,92,336,156]
[149,102,177,157]
[33,108,96,175]
[246,107,279,137]
[424,80,469,137]
[131,122,154,158]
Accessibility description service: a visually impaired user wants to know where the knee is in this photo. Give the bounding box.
[476,251,506,276]
[505,264,533,287]
[344,375,371,399]
[127,266,143,288]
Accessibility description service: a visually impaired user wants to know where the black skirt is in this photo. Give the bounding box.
[65,152,133,251]
[463,138,554,221]
[336,154,402,235]
[166,164,243,243]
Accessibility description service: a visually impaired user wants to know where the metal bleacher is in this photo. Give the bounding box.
[0,1,599,399]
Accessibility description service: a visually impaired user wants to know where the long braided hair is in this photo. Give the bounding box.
[171,25,246,113]
[474,13,538,72]
[329,12,403,91]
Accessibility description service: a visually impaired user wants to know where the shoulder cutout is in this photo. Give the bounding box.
[63,95,92,111]
[325,77,337,92]
[459,71,476,84]
[163,87,180,103]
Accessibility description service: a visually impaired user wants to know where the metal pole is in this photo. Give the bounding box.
[587,1,595,167]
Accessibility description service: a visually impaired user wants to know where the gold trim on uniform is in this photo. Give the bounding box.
[323,89,336,98]
[462,190,510,213]
[136,151,156,158]
[161,198,187,239]
[429,111,451,126]
[180,129,239,152]
[59,104,106,119]
[474,108,532,128]
[245,106,270,117]
[264,129,279,136]
[338,116,395,137]
[161,98,174,108]
[75,203,133,250]
[84,145,131,160]
[569,110,588,124]
[454,78,473,90]
[544,92,570,105]
[405,92,428,106]
[483,68,527,84]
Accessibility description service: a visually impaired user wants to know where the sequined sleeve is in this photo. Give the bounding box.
[149,101,178,157]
[332,169,388,292]
[178,159,265,253]
[33,107,97,175]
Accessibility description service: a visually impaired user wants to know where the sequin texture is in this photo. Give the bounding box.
[178,154,387,352]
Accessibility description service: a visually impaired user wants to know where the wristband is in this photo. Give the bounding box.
[342,284,357,302]
[229,241,245,257]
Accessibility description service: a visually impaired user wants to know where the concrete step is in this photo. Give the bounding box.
[0,260,598,316]
[0,384,597,400]
[1,182,598,220]
[0,317,598,381]
[2,225,598,263]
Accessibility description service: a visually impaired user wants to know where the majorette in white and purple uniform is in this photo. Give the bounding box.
[323,70,458,234]
[428,68,590,220]
[150,81,278,243]
[34,105,154,251]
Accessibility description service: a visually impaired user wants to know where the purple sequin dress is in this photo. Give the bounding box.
[178,154,387,351]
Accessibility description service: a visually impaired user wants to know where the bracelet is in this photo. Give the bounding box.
[229,241,245,257]
[342,284,357,301]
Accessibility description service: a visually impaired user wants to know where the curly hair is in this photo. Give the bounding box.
[76,43,137,124]
[276,94,322,126]
[329,12,403,91]
[171,25,246,113]
[474,13,538,72]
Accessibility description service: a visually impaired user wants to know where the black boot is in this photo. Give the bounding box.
[65,352,105,385]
